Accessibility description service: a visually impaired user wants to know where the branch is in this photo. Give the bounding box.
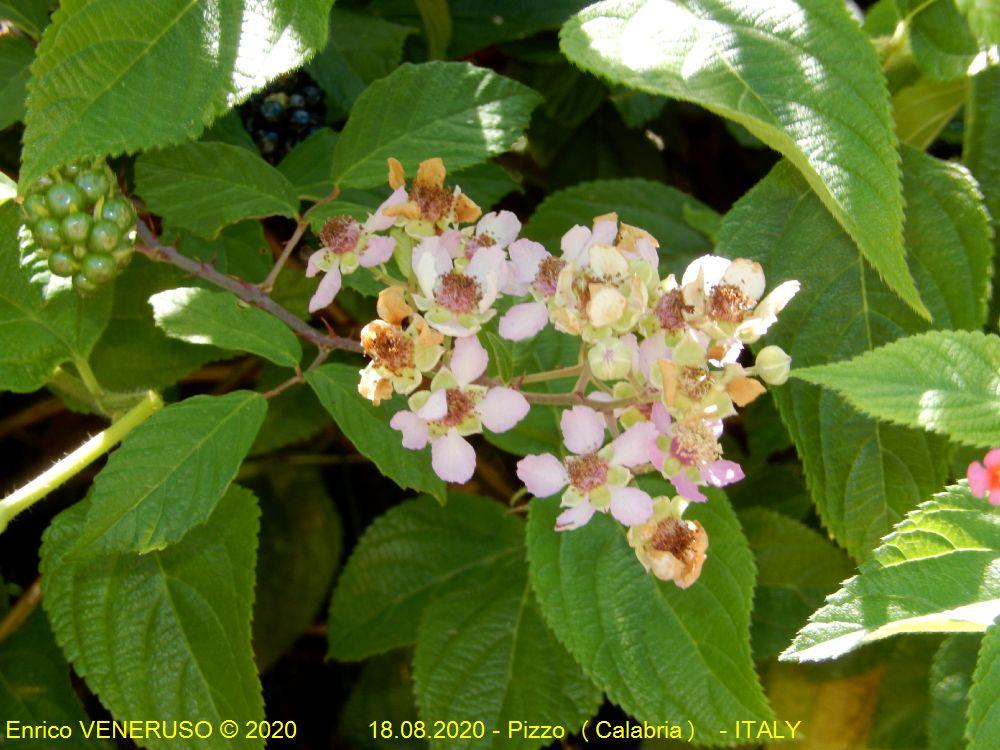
[135,220,362,354]
[0,579,41,644]
[260,186,341,292]
[0,391,163,537]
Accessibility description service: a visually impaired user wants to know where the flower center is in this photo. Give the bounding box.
[679,366,712,400]
[435,271,482,313]
[319,216,361,255]
[654,289,692,331]
[534,257,566,297]
[708,283,755,323]
[411,183,453,222]
[434,388,475,428]
[671,421,721,466]
[990,464,1000,488]
[566,453,609,492]
[363,324,414,373]
[650,516,695,556]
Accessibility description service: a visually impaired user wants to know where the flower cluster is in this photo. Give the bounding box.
[307,158,800,588]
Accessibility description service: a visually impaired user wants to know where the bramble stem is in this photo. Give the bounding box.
[260,187,341,292]
[516,365,583,385]
[135,220,362,354]
[0,579,41,644]
[0,391,163,537]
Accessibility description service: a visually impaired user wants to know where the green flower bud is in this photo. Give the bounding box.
[755,345,791,385]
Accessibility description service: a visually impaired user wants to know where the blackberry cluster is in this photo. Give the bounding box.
[21,160,136,295]
[241,71,326,163]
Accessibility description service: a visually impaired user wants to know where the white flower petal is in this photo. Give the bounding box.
[516,454,569,497]
[390,411,429,449]
[499,301,549,341]
[479,387,530,433]
[308,266,342,312]
[611,421,658,467]
[431,430,476,483]
[560,405,606,454]
[416,389,448,420]
[450,335,489,385]
[366,186,408,232]
[555,502,596,530]
[722,258,766,300]
[608,485,654,526]
[508,239,549,284]
[359,235,395,267]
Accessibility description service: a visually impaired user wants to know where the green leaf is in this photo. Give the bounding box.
[150,286,302,368]
[929,634,979,750]
[250,370,329,456]
[0,35,32,130]
[741,508,854,660]
[135,142,300,238]
[342,650,426,750]
[201,109,259,152]
[88,260,226,392]
[908,0,982,82]
[327,494,523,661]
[892,77,968,150]
[561,0,928,319]
[309,9,415,115]
[330,61,541,190]
[20,0,334,186]
[794,330,1000,449]
[527,489,773,739]
[306,363,446,503]
[175,220,273,283]
[451,162,522,210]
[73,391,267,557]
[277,128,339,201]
[413,557,601,750]
[781,483,1000,662]
[523,178,715,272]
[0,203,111,393]
[968,624,1000,750]
[0,610,111,750]
[252,468,341,670]
[956,0,1000,45]
[416,0,452,59]
[40,486,265,750]
[964,65,1000,328]
[716,148,992,559]
[0,0,50,37]
[370,0,592,57]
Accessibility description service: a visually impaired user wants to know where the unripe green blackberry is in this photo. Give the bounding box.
[61,212,91,245]
[48,250,76,277]
[19,159,136,295]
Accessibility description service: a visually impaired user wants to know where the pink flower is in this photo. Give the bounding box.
[307,188,407,312]
[968,449,1000,506]
[516,405,656,530]
[466,210,521,256]
[412,233,506,337]
[390,335,529,484]
[498,239,565,341]
[647,403,742,502]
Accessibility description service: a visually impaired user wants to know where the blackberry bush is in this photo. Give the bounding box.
[240,71,326,163]
[20,159,136,295]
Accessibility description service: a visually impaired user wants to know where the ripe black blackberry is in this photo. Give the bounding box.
[21,160,136,295]
[241,71,326,164]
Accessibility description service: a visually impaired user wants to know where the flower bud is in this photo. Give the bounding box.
[588,338,632,381]
[755,345,791,385]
